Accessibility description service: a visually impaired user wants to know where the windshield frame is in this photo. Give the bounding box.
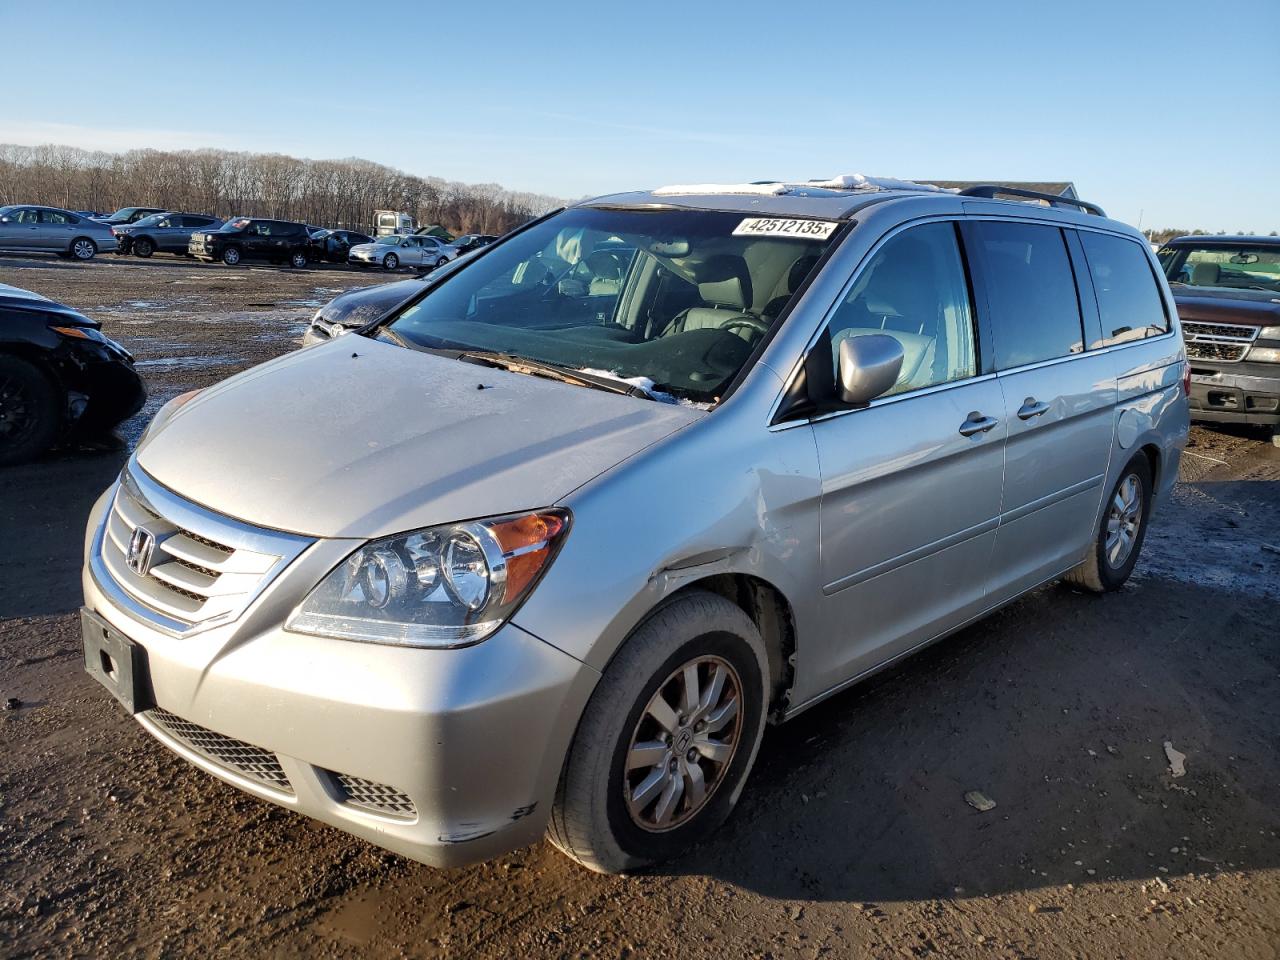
[1160,241,1280,294]
[371,204,846,406]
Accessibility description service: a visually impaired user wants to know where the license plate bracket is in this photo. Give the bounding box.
[81,608,154,714]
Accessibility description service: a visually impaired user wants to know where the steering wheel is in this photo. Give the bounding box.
[718,316,770,338]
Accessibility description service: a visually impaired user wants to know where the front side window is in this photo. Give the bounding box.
[1079,232,1169,345]
[1159,243,1280,294]
[972,221,1084,368]
[383,206,838,403]
[824,222,977,397]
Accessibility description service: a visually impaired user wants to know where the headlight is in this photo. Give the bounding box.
[1258,326,1280,340]
[1247,346,1280,363]
[50,324,106,342]
[286,509,570,648]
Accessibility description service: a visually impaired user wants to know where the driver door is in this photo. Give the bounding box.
[809,221,1007,693]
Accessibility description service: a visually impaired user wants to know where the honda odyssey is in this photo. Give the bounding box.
[82,177,1189,873]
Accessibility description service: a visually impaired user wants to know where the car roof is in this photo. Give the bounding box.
[575,177,1127,232]
[1165,235,1280,246]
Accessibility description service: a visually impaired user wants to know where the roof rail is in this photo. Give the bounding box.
[958,185,1106,217]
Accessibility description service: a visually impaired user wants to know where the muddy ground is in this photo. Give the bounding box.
[1,254,1278,960]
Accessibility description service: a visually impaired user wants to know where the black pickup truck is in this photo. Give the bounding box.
[189,217,311,268]
[1159,235,1280,447]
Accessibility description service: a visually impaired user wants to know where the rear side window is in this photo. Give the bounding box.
[1079,232,1169,345]
[971,222,1083,368]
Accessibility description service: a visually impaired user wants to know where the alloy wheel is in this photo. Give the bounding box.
[0,374,36,444]
[1105,473,1143,568]
[72,240,95,260]
[624,655,743,832]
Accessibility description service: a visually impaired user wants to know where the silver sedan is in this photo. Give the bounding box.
[348,234,458,271]
[0,205,118,260]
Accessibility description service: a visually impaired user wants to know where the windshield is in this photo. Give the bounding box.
[1160,243,1280,293]
[217,218,251,232]
[133,214,165,227]
[381,206,838,403]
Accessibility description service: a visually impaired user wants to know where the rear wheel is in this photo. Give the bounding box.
[70,238,97,261]
[0,354,61,465]
[382,253,399,270]
[549,591,769,874]
[221,246,241,266]
[132,237,154,258]
[1063,454,1153,593]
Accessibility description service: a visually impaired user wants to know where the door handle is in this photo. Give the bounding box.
[959,413,999,437]
[1017,398,1050,420]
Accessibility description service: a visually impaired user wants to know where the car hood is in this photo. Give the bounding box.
[136,336,703,539]
[1173,287,1280,326]
[320,278,424,327]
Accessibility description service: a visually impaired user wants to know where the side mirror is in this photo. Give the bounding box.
[836,334,904,406]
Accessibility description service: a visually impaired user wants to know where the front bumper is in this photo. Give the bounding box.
[1188,360,1280,426]
[81,481,599,867]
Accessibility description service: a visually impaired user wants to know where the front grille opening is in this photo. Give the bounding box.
[148,708,293,794]
[1182,321,1259,364]
[330,772,417,819]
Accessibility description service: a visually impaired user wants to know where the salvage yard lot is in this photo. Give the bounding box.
[2,256,1279,959]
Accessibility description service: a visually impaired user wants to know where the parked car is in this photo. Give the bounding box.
[0,205,118,260]
[0,283,144,464]
[1158,235,1280,447]
[94,206,166,226]
[188,218,311,267]
[114,213,223,257]
[81,178,1187,875]
[348,234,457,271]
[308,229,374,264]
[452,234,498,255]
[302,275,430,345]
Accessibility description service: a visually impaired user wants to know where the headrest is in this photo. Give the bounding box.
[1191,262,1220,285]
[696,255,752,309]
[787,255,820,292]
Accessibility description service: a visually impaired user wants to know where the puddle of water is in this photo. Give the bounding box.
[136,356,237,370]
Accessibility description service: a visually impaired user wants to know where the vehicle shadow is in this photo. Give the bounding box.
[655,555,1280,901]
[0,446,127,620]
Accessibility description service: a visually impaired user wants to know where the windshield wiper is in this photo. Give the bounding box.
[456,351,657,400]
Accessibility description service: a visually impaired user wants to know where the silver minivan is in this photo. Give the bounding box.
[82,178,1189,874]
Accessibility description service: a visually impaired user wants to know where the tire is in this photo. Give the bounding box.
[434,257,447,269]
[132,237,154,258]
[1063,454,1153,593]
[382,253,399,271]
[289,250,308,269]
[70,238,97,261]
[0,354,62,465]
[221,246,241,266]
[549,591,769,874]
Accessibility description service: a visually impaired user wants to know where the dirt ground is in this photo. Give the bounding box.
[1,254,1278,960]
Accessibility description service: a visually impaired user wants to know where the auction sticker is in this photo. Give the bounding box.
[732,218,839,240]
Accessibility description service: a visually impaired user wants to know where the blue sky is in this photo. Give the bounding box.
[4,0,1277,231]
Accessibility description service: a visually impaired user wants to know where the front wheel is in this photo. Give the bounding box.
[549,591,769,874]
[221,246,241,266]
[70,238,97,261]
[1063,454,1153,593]
[289,250,308,269]
[0,354,62,465]
[382,253,399,270]
[132,237,154,258]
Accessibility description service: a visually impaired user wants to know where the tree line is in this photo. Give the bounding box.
[0,143,564,236]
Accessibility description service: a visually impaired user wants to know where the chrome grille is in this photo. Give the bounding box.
[93,465,311,635]
[332,773,417,819]
[147,708,293,793]
[1182,320,1260,363]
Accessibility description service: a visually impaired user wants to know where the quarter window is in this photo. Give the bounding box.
[824,222,977,397]
[972,222,1084,368]
[1078,232,1169,345]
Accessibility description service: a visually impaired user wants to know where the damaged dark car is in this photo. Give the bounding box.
[0,283,145,464]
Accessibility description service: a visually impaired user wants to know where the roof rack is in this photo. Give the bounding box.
[958,185,1105,217]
